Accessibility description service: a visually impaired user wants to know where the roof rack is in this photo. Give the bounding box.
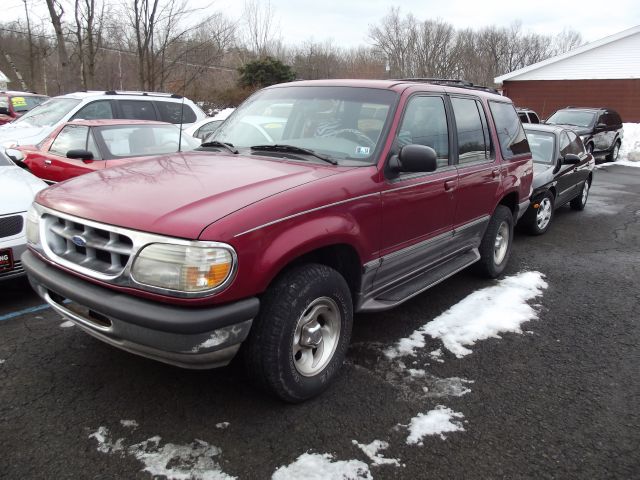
[101,90,182,99]
[395,78,500,94]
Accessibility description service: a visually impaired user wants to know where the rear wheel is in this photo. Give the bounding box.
[605,140,621,162]
[475,205,513,278]
[524,191,554,235]
[571,178,590,211]
[243,263,353,403]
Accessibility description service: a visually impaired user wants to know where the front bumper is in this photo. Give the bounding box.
[22,250,260,369]
[0,239,27,281]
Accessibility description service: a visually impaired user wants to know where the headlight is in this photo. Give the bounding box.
[131,243,235,293]
[26,203,41,246]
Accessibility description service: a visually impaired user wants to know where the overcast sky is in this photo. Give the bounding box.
[6,0,640,48]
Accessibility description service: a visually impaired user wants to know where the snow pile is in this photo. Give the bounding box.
[620,123,640,163]
[352,440,401,467]
[385,271,548,359]
[404,406,465,445]
[89,426,235,480]
[272,453,371,480]
[0,359,5,365]
[215,422,230,429]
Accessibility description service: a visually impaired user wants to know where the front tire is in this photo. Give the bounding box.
[243,263,353,403]
[475,205,514,278]
[524,191,554,235]
[606,140,621,162]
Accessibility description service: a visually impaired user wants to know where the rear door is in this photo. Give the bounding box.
[375,94,457,289]
[450,96,500,249]
[556,131,581,203]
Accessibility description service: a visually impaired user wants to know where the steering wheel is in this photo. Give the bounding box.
[330,128,376,148]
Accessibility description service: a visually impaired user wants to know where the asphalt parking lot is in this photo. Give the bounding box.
[1,164,638,479]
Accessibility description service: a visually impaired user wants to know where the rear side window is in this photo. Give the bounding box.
[528,112,540,124]
[518,112,527,123]
[117,100,158,120]
[50,125,89,156]
[610,111,622,125]
[566,131,584,155]
[155,101,197,124]
[489,101,530,159]
[451,97,490,164]
[72,100,114,120]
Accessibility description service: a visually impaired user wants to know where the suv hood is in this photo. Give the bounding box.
[0,124,54,147]
[37,151,343,239]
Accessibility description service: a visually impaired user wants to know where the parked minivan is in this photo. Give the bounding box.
[0,90,206,148]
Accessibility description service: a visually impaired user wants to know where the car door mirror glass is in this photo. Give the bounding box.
[66,149,94,161]
[391,144,438,173]
[563,153,581,165]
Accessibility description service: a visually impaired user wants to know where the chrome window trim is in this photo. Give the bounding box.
[33,203,237,298]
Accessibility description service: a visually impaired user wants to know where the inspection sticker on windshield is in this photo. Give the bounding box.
[355,146,370,155]
[11,97,27,108]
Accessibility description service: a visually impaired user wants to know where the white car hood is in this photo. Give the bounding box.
[0,166,48,214]
[0,124,54,147]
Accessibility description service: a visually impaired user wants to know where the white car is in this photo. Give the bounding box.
[184,108,234,142]
[0,150,47,281]
[0,90,207,148]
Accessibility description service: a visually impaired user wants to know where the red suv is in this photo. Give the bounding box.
[22,79,533,402]
[0,91,49,125]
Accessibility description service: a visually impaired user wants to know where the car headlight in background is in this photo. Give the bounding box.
[131,243,235,294]
[26,203,41,246]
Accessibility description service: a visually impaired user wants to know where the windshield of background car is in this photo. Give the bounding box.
[209,86,398,165]
[11,95,48,113]
[94,124,200,158]
[0,151,13,166]
[13,98,81,127]
[525,130,556,165]
[546,110,595,128]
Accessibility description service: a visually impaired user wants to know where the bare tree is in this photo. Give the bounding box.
[242,0,279,58]
[74,0,107,90]
[44,0,78,92]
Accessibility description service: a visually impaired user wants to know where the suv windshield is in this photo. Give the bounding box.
[14,98,81,127]
[209,86,397,165]
[525,131,555,165]
[546,110,595,128]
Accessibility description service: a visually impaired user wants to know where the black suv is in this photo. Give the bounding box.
[545,107,624,161]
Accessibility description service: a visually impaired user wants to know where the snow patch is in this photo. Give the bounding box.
[0,359,5,365]
[89,426,235,480]
[352,440,401,467]
[429,348,444,363]
[215,422,230,429]
[60,320,75,328]
[404,406,465,445]
[385,271,548,359]
[272,453,371,480]
[598,123,640,167]
[191,331,230,352]
[120,419,139,429]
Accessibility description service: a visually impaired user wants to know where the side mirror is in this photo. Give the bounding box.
[66,149,94,161]
[389,144,438,173]
[563,153,581,165]
[0,107,9,116]
[5,148,24,163]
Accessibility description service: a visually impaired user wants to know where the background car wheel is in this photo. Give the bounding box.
[524,192,554,236]
[243,263,353,403]
[474,205,513,278]
[606,141,621,162]
[586,143,594,155]
[571,179,590,211]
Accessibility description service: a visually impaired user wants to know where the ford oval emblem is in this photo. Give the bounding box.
[72,235,87,247]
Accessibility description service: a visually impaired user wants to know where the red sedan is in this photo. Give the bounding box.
[17,119,199,183]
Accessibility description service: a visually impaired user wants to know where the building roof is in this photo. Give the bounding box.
[495,25,640,84]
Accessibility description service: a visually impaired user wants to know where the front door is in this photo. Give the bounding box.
[45,125,103,182]
[375,94,457,289]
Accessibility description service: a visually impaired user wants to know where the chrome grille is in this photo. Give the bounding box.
[0,215,24,238]
[44,214,134,275]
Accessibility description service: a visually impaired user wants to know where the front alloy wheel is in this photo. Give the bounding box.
[475,205,514,278]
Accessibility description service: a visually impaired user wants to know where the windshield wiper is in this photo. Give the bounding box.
[250,144,337,165]
[199,140,238,154]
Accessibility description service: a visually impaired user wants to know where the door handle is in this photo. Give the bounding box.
[444,180,456,191]
[44,159,52,165]
[491,169,500,178]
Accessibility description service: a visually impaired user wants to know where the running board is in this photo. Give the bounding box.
[358,249,480,312]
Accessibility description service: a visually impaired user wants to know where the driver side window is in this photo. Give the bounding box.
[396,96,449,167]
[559,133,571,157]
[50,125,89,156]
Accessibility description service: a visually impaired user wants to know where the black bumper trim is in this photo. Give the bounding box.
[22,250,260,335]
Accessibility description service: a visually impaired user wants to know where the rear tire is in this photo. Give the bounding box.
[475,205,513,278]
[571,178,590,211]
[605,140,621,162]
[243,263,353,403]
[524,191,554,236]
